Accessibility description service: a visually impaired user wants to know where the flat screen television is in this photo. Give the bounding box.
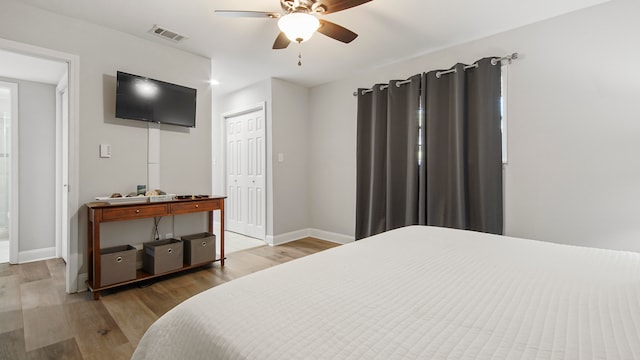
[115,71,197,128]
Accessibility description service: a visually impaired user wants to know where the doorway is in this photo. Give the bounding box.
[223,103,266,240]
[0,39,79,293]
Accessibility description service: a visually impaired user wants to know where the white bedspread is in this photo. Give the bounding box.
[132,226,640,359]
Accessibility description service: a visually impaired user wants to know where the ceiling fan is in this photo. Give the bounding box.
[215,0,373,50]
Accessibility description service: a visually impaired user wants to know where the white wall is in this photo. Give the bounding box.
[270,79,309,235]
[309,0,640,252]
[0,77,56,253]
[0,2,212,272]
[1,0,637,266]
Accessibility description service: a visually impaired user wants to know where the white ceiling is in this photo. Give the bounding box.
[12,0,608,94]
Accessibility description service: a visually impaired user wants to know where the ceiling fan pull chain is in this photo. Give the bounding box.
[298,50,302,67]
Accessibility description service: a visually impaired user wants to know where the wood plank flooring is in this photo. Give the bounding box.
[0,238,339,359]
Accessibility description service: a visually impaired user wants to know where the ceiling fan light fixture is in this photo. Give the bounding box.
[278,12,320,43]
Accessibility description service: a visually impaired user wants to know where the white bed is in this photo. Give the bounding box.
[132,225,640,359]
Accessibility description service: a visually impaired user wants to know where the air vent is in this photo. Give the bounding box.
[148,25,187,42]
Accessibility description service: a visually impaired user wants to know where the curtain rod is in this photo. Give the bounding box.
[435,63,477,78]
[353,53,518,96]
[492,52,519,64]
[356,79,413,96]
[435,53,519,78]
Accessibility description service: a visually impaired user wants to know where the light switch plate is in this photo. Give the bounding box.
[100,144,111,158]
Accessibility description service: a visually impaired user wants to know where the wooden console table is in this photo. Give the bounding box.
[86,196,226,300]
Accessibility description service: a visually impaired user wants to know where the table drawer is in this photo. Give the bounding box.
[102,204,168,221]
[170,200,220,214]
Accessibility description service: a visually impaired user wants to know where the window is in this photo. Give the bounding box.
[501,65,508,164]
[417,103,424,166]
[416,64,507,167]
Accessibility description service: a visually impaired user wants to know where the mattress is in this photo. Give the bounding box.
[132,225,640,359]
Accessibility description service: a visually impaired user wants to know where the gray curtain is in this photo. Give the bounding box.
[356,84,388,239]
[386,74,422,231]
[356,57,502,239]
[421,57,503,234]
[356,74,421,239]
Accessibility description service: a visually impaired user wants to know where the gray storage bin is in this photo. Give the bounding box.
[181,232,216,265]
[143,239,184,274]
[100,245,136,286]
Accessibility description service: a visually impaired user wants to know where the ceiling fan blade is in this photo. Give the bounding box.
[315,0,373,14]
[214,10,280,18]
[317,20,358,43]
[272,32,291,49]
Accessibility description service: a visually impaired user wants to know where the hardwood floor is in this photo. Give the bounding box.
[0,238,339,359]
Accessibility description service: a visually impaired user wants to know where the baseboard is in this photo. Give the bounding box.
[265,235,274,246]
[18,247,56,264]
[268,228,354,246]
[308,228,355,245]
[77,272,88,292]
[270,229,312,246]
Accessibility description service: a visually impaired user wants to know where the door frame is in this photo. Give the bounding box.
[0,38,80,293]
[222,102,267,240]
[55,72,69,263]
[0,80,19,264]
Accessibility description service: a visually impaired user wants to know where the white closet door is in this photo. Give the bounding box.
[225,106,266,239]
[244,111,265,239]
[226,116,245,234]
